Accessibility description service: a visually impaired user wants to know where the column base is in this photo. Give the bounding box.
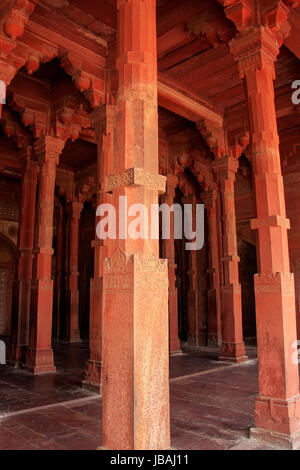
[170,350,183,357]
[24,348,56,374]
[219,342,248,363]
[62,334,82,344]
[8,345,27,367]
[169,337,182,356]
[82,359,102,393]
[253,395,300,437]
[102,251,170,450]
[197,332,208,347]
[207,334,220,347]
[250,427,300,450]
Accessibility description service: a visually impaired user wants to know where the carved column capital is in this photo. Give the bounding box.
[19,147,38,175]
[34,136,65,165]
[166,173,178,191]
[182,193,197,205]
[212,156,239,181]
[201,189,218,209]
[66,201,83,220]
[218,0,296,35]
[230,26,280,78]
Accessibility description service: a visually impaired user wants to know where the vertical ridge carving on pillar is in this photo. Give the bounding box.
[25,136,65,374]
[64,201,83,343]
[83,105,115,392]
[161,173,181,355]
[230,25,300,447]
[102,0,170,450]
[10,149,38,366]
[213,156,247,363]
[201,188,222,346]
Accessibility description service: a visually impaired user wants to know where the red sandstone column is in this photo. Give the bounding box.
[64,201,83,343]
[10,151,38,365]
[53,202,64,341]
[83,106,114,392]
[161,174,181,355]
[102,0,170,450]
[201,189,222,346]
[182,193,200,345]
[25,136,65,374]
[213,156,247,363]
[231,26,300,447]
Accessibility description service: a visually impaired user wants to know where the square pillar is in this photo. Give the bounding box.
[64,201,83,343]
[182,193,201,346]
[231,25,300,448]
[201,189,222,346]
[160,174,181,355]
[10,151,38,365]
[213,156,247,363]
[52,202,65,341]
[83,105,114,392]
[25,136,65,374]
[101,0,170,450]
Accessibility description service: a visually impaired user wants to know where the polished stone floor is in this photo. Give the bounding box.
[0,341,276,450]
